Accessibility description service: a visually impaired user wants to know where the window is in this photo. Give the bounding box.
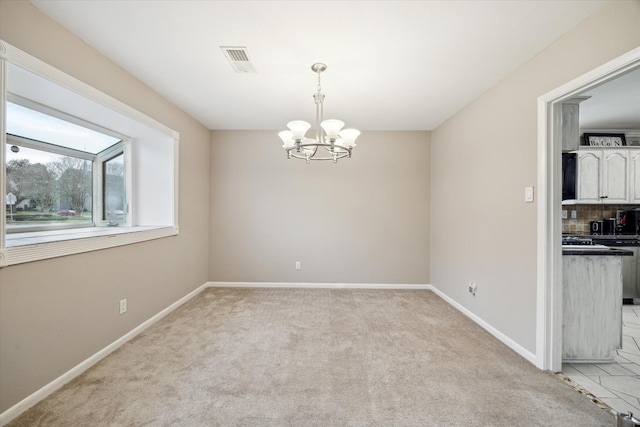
[5,100,125,232]
[103,152,125,223]
[1,39,179,267]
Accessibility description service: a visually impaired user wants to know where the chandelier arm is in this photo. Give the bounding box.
[298,142,350,152]
[322,145,350,154]
[287,151,350,161]
[298,142,339,148]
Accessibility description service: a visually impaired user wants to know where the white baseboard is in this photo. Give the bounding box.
[207,281,431,289]
[429,285,537,365]
[0,282,210,427]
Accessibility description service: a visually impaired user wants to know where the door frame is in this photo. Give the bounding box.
[536,47,640,371]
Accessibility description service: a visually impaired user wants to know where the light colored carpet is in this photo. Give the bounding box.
[8,288,614,426]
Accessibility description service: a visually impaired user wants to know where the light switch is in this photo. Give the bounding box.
[524,186,534,203]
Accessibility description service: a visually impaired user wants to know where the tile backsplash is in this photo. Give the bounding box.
[562,204,639,234]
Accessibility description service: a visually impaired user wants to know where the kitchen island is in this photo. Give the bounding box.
[563,245,632,363]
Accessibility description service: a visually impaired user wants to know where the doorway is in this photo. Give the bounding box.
[537,47,640,372]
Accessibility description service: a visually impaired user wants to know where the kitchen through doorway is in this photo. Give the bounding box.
[537,47,640,373]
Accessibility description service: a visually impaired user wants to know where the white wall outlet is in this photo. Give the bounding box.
[468,281,477,296]
[524,186,534,203]
[571,210,577,219]
[562,210,568,219]
[119,299,127,315]
[295,261,301,270]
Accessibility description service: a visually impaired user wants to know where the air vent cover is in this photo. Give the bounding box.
[220,46,257,73]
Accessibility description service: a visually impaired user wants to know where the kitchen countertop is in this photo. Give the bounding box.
[562,247,633,256]
[563,234,638,255]
[568,233,640,240]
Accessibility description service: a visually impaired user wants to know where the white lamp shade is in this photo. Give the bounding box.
[287,121,311,139]
[339,129,360,147]
[320,119,345,138]
[278,130,295,148]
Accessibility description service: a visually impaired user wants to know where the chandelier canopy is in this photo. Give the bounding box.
[278,63,360,163]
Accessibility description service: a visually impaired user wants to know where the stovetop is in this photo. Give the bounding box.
[562,236,597,245]
[563,234,640,246]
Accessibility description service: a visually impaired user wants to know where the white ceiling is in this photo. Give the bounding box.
[30,0,609,131]
[579,67,640,131]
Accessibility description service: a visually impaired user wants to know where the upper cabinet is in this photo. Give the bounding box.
[576,148,637,204]
[576,150,602,202]
[602,150,630,203]
[630,151,640,204]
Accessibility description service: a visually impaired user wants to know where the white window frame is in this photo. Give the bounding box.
[0,40,179,268]
[95,142,131,227]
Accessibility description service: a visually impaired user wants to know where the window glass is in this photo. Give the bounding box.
[6,101,120,154]
[5,143,93,229]
[103,153,125,223]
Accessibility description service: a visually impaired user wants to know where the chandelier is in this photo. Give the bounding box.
[278,63,360,163]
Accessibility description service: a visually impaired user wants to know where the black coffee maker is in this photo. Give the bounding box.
[622,208,640,235]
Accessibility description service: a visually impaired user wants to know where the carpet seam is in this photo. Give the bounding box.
[555,372,617,418]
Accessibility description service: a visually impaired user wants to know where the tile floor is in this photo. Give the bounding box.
[563,305,640,414]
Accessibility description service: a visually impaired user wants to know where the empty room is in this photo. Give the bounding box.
[1,1,640,425]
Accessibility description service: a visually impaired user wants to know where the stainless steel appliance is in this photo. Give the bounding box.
[603,218,617,235]
[595,236,640,303]
[622,208,640,235]
[590,220,604,234]
[562,153,576,201]
[591,219,618,235]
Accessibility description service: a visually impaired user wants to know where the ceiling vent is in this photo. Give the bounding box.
[220,46,257,73]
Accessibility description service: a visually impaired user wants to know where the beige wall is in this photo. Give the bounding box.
[210,130,430,284]
[430,0,640,354]
[0,1,211,412]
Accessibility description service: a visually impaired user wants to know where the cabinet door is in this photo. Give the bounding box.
[577,150,602,203]
[630,150,640,203]
[602,150,629,203]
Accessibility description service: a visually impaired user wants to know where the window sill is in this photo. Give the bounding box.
[1,226,178,267]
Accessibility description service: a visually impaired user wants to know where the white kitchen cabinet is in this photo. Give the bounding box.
[576,150,602,203]
[602,150,629,203]
[630,150,640,203]
[563,254,623,362]
[575,148,636,204]
[622,247,640,299]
